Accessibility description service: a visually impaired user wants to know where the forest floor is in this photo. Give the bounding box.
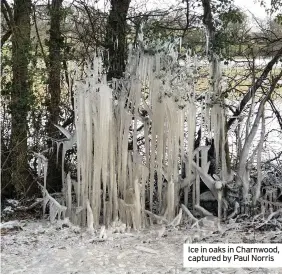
[1,217,282,274]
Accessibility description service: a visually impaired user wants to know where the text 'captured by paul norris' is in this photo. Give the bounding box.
[183,244,282,268]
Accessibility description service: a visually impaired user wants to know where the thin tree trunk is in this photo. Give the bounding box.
[236,70,282,203]
[10,0,33,197]
[105,0,131,81]
[46,0,63,192]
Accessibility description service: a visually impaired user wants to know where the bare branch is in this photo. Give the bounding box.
[1,29,12,48]
[32,4,48,67]
[268,98,282,130]
[227,46,282,129]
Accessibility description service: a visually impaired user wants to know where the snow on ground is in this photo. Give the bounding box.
[1,219,282,274]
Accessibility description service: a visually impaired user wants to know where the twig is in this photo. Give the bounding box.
[144,210,168,224]
[136,246,158,254]
[181,204,198,222]
[195,204,214,217]
[169,208,182,227]
[17,199,43,211]
[227,201,240,220]
[255,209,282,229]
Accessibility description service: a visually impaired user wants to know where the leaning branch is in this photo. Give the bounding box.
[237,69,282,198]
[32,5,48,67]
[255,208,282,229]
[2,0,14,27]
[227,46,282,129]
[144,210,168,224]
[1,30,12,48]
[181,204,198,222]
[268,98,282,130]
[1,0,14,48]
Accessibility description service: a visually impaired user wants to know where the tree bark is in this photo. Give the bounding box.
[10,0,33,197]
[46,0,64,192]
[105,0,131,80]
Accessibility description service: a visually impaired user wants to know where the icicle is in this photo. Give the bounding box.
[166,176,175,222]
[55,141,61,165]
[86,199,94,233]
[211,104,220,170]
[67,40,202,228]
[140,166,148,227]
[67,173,72,218]
[149,119,157,212]
[121,115,131,199]
[39,182,67,223]
[99,85,112,225]
[205,28,209,56]
[254,111,265,205]
[179,109,185,157]
[109,116,116,223]
[156,101,165,211]
[186,102,196,206]
[221,108,227,181]
[195,151,200,205]
[34,153,48,191]
[134,177,141,229]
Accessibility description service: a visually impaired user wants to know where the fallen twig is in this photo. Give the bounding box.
[227,201,240,220]
[144,210,168,224]
[181,204,198,222]
[194,204,214,217]
[255,208,282,229]
[136,246,158,254]
[17,199,43,211]
[169,208,182,227]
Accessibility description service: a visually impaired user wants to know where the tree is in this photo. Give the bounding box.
[217,9,250,57]
[104,0,131,80]
[46,0,64,192]
[200,0,282,210]
[9,0,33,197]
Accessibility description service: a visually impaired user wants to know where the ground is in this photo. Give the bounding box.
[1,218,282,274]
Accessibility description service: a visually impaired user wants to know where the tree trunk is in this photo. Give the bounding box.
[10,0,33,198]
[105,0,131,80]
[46,0,63,192]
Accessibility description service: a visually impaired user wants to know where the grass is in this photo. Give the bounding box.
[194,63,282,99]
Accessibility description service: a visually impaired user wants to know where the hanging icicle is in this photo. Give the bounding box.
[47,38,207,229]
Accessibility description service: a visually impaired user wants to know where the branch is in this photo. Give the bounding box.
[32,5,48,67]
[62,112,74,128]
[80,3,106,48]
[227,46,282,129]
[264,151,282,164]
[144,210,168,224]
[2,0,14,28]
[183,0,190,38]
[194,204,214,217]
[255,208,282,229]
[237,69,282,198]
[241,70,282,158]
[1,0,14,49]
[1,29,12,48]
[268,98,282,130]
[181,204,198,222]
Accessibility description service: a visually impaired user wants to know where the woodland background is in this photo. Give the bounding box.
[1,0,282,226]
